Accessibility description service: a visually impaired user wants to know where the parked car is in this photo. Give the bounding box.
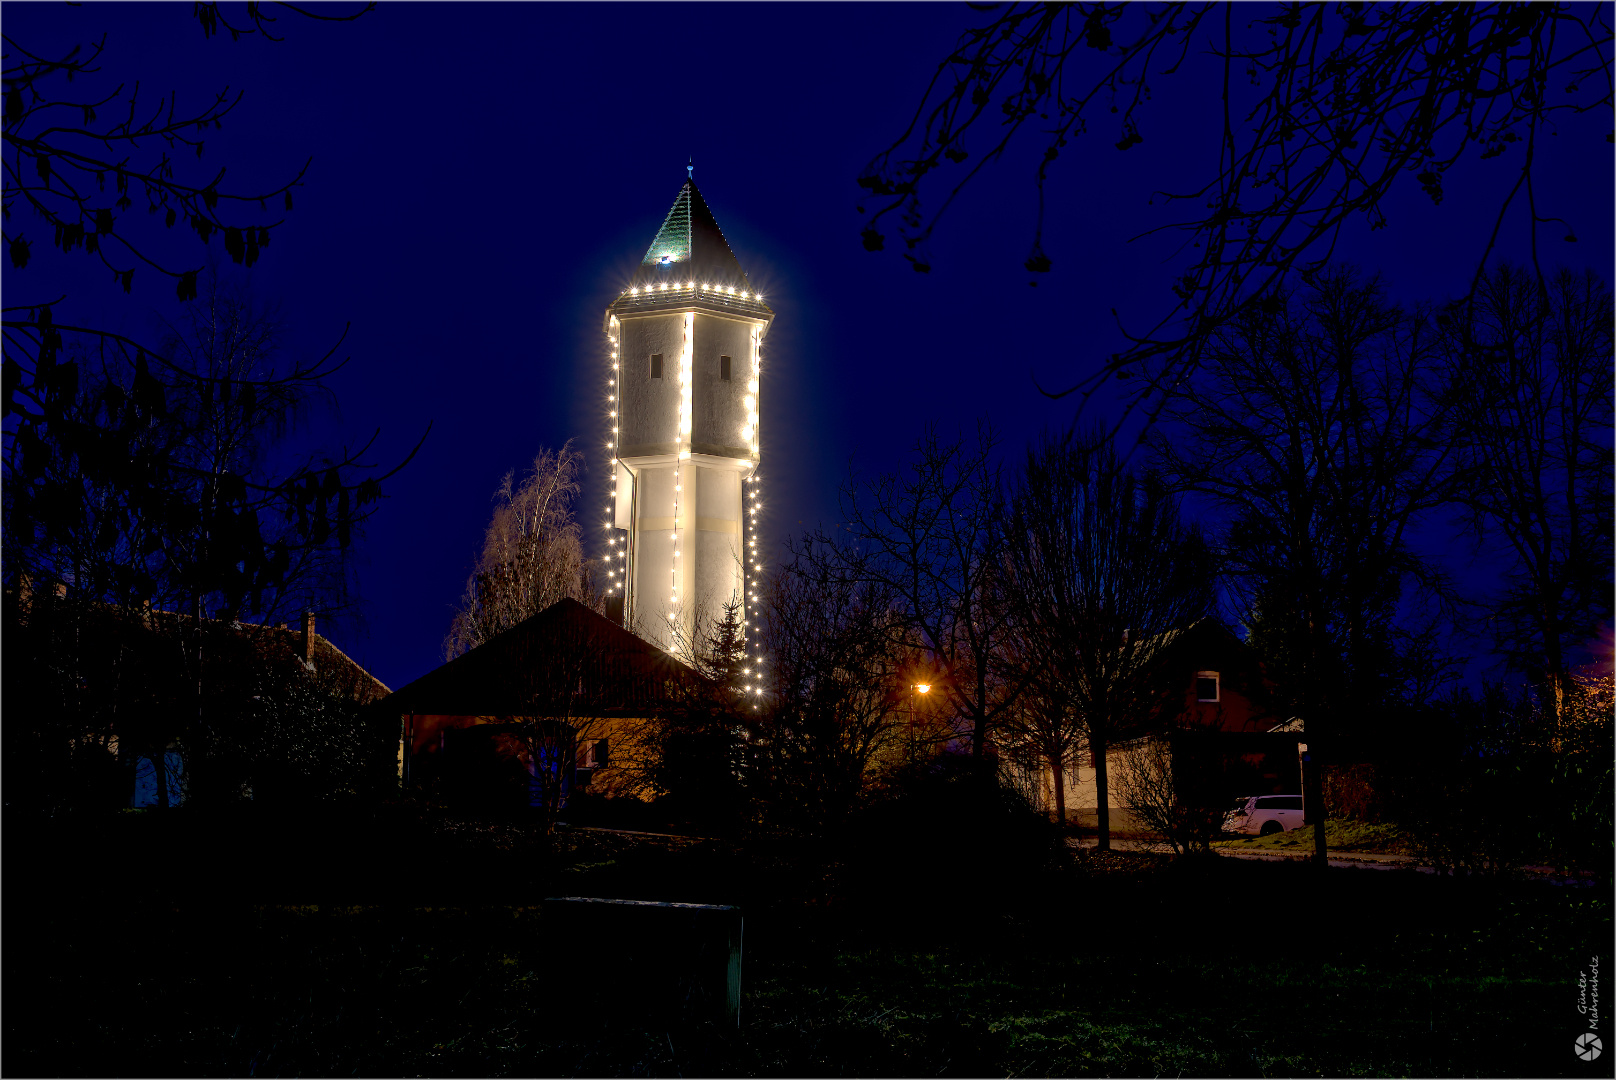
[1224,795,1306,836]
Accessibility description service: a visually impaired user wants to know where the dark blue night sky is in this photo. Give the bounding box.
[7,3,1611,691]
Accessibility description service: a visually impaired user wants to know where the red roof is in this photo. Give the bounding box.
[383,598,696,717]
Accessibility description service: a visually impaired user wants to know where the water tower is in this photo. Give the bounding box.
[601,177,770,655]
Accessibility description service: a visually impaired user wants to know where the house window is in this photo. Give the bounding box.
[720,355,732,381]
[650,353,663,379]
[1196,671,1220,702]
[594,738,609,769]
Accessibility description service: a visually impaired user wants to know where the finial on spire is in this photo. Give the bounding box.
[687,157,694,181]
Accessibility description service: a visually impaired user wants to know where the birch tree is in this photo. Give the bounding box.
[445,444,600,658]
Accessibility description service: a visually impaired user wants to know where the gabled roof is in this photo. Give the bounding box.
[383,598,697,718]
[628,179,752,291]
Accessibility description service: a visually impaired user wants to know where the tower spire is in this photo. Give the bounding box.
[687,157,694,181]
[629,177,756,291]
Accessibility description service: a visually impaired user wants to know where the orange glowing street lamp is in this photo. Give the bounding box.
[907,682,931,749]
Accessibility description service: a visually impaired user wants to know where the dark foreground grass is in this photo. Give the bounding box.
[4,809,1609,1077]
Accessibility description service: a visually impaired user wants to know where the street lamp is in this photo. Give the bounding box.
[907,683,931,756]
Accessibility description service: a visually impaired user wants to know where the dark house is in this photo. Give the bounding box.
[1161,618,1302,799]
[384,598,698,809]
[4,581,390,810]
[1008,618,1303,820]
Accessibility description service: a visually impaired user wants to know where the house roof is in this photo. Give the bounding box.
[383,598,697,718]
[3,588,391,731]
[271,623,391,703]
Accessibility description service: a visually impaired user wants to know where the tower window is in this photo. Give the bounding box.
[720,355,732,381]
[650,353,663,379]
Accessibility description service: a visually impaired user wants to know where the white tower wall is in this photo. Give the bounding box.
[612,306,764,654]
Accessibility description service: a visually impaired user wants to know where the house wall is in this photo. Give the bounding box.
[1180,681,1271,732]
[1002,741,1130,815]
[401,712,657,802]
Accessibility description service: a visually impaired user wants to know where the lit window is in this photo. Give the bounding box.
[650,353,663,379]
[1196,671,1220,702]
[720,355,732,381]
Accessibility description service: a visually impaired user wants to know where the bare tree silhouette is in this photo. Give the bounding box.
[1441,265,1613,727]
[1006,429,1213,849]
[840,423,1023,763]
[860,4,1611,418]
[1152,267,1460,867]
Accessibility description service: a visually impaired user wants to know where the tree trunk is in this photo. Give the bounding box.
[153,746,170,810]
[1540,593,1566,750]
[1304,699,1327,870]
[1050,751,1066,827]
[1309,751,1326,869]
[1093,732,1110,851]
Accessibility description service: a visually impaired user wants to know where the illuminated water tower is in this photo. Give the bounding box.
[600,175,770,655]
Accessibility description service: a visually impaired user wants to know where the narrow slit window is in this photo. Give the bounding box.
[650,353,663,379]
[720,355,732,381]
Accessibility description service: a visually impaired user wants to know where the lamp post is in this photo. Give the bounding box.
[908,683,930,759]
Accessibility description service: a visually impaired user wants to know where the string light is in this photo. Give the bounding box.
[602,318,626,603]
[616,282,767,310]
[741,320,767,701]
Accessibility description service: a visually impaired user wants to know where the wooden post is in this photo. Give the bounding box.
[1297,741,1308,821]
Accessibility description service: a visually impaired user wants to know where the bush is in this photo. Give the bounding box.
[1322,763,1383,822]
[1382,678,1613,878]
[1114,734,1227,856]
[841,754,1064,910]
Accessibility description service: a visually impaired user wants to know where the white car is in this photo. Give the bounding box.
[1224,795,1306,836]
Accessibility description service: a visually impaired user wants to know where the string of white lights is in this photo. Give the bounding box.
[627,282,760,300]
[604,316,624,603]
[743,322,764,707]
[670,311,694,623]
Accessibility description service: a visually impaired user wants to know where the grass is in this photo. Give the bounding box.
[4,809,1608,1077]
[1215,818,1417,855]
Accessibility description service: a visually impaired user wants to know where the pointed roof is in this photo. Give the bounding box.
[628,179,752,291]
[382,598,697,717]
